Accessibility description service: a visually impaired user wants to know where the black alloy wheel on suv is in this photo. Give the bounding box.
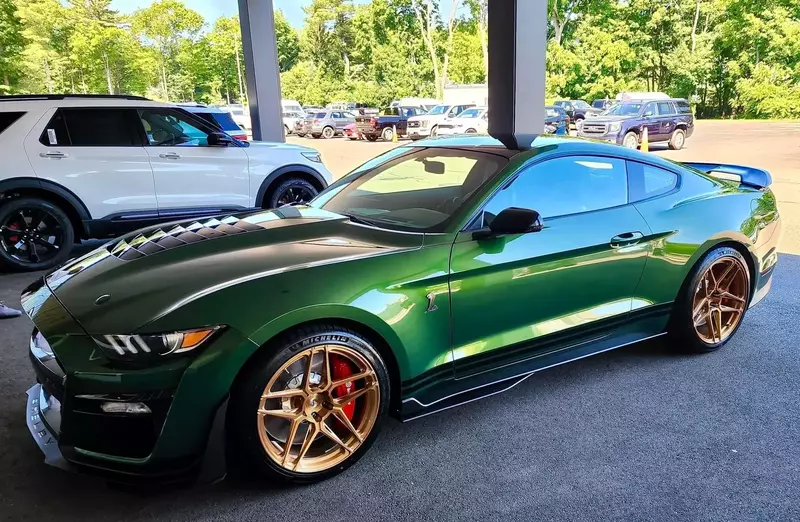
[0,197,74,271]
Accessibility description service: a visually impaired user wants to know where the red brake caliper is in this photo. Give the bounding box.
[7,222,20,243]
[331,354,356,420]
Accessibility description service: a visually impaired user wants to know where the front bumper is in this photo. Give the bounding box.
[21,277,254,484]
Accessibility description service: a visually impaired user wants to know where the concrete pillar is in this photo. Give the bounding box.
[487,0,548,149]
[238,0,284,142]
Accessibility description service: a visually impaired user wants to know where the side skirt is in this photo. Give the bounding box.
[399,304,672,421]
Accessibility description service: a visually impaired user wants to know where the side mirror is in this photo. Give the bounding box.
[208,132,233,146]
[473,207,542,239]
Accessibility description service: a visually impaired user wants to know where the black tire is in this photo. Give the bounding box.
[465,128,477,134]
[429,125,438,137]
[668,128,686,150]
[284,125,290,136]
[668,246,751,353]
[0,197,74,272]
[296,133,306,138]
[322,126,335,139]
[311,133,321,139]
[229,324,391,485]
[265,177,319,209]
[381,127,394,141]
[366,135,378,142]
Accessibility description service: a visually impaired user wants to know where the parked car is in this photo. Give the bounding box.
[437,106,489,135]
[544,106,569,135]
[579,98,694,150]
[592,99,615,111]
[407,103,475,140]
[179,104,248,141]
[282,111,305,135]
[298,110,356,139]
[222,104,251,132]
[389,97,440,111]
[0,94,333,271]
[343,122,361,140]
[553,100,604,127]
[21,134,780,487]
[354,106,425,141]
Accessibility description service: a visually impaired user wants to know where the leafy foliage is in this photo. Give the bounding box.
[0,0,796,118]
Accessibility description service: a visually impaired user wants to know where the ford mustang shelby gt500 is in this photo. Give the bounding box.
[22,136,780,485]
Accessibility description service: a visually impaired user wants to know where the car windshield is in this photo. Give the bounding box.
[458,109,482,118]
[427,105,449,116]
[380,107,400,116]
[311,147,508,232]
[573,101,590,108]
[604,103,642,116]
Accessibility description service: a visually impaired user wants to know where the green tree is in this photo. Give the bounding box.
[0,0,24,91]
[275,9,300,72]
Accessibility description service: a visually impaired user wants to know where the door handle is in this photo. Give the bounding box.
[610,231,644,248]
[39,151,67,159]
[159,152,181,160]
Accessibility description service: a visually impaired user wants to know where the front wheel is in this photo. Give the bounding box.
[622,131,639,149]
[266,177,319,209]
[429,125,438,137]
[229,325,390,485]
[0,197,74,271]
[668,247,751,353]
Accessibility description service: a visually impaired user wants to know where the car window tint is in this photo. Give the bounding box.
[139,109,210,147]
[58,109,138,146]
[657,102,676,115]
[676,101,692,114]
[209,112,241,132]
[315,112,327,118]
[627,161,678,202]
[40,110,70,146]
[643,103,657,117]
[0,111,24,135]
[480,156,628,221]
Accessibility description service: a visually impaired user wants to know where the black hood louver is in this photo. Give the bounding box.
[108,215,269,260]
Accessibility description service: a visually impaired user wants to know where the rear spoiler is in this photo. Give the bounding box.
[683,162,772,189]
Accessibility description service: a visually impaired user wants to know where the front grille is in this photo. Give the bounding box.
[580,122,607,136]
[408,121,420,128]
[108,216,268,261]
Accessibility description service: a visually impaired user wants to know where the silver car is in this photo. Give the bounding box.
[301,110,356,139]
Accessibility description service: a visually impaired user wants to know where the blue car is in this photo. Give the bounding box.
[545,106,569,135]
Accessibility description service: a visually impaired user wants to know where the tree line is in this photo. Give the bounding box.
[0,0,798,118]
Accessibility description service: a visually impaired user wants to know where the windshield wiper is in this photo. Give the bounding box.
[342,213,378,227]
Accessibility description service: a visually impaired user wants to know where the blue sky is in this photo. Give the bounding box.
[110,0,370,29]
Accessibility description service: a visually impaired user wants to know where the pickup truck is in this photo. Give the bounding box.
[553,100,604,127]
[354,106,426,141]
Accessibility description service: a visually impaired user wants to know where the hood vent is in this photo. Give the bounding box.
[108,216,268,261]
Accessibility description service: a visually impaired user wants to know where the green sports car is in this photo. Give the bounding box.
[22,136,780,485]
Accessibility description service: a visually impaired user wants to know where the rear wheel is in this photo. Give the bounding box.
[266,178,319,209]
[322,126,335,139]
[623,131,639,149]
[381,127,394,141]
[669,247,751,353]
[0,197,74,271]
[229,325,390,485]
[669,129,686,150]
[366,135,378,142]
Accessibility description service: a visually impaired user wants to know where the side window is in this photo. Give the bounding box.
[477,156,628,225]
[39,110,70,146]
[627,161,678,202]
[643,103,657,117]
[40,108,139,146]
[0,111,24,135]
[676,101,692,114]
[657,102,676,115]
[139,109,211,147]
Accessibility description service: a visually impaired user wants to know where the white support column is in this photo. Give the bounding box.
[487,0,548,149]
[238,0,284,142]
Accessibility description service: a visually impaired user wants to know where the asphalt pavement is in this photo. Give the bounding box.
[1,252,799,521]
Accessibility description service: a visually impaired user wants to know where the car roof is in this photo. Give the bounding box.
[181,105,229,114]
[0,94,169,110]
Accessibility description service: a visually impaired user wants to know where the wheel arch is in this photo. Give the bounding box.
[0,177,90,237]
[238,305,409,418]
[675,236,758,306]
[255,164,328,208]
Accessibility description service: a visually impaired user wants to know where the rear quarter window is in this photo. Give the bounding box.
[627,161,678,202]
[0,111,24,134]
[676,101,692,114]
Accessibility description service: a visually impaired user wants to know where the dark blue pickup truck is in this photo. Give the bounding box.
[578,98,694,150]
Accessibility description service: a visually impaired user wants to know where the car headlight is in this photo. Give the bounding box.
[92,327,222,359]
[301,151,322,163]
[608,122,621,133]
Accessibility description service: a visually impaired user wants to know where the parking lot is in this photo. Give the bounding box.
[1,120,800,521]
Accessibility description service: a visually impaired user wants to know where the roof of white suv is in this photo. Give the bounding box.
[0,94,171,111]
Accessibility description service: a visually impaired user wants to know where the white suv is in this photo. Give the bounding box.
[0,95,333,271]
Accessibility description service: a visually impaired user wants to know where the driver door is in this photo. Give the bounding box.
[449,155,650,377]
[138,108,250,217]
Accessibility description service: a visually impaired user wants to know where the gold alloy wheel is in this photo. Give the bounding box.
[257,344,380,473]
[692,256,749,344]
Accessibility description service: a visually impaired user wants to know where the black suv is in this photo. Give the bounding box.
[552,100,604,126]
[578,98,694,150]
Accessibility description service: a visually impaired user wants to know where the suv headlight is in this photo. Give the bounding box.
[92,327,222,359]
[301,151,322,163]
[609,122,622,133]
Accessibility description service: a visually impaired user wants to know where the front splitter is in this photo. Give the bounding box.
[25,384,72,472]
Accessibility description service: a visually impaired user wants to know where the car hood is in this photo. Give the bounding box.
[246,140,318,153]
[586,114,637,123]
[44,206,423,334]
